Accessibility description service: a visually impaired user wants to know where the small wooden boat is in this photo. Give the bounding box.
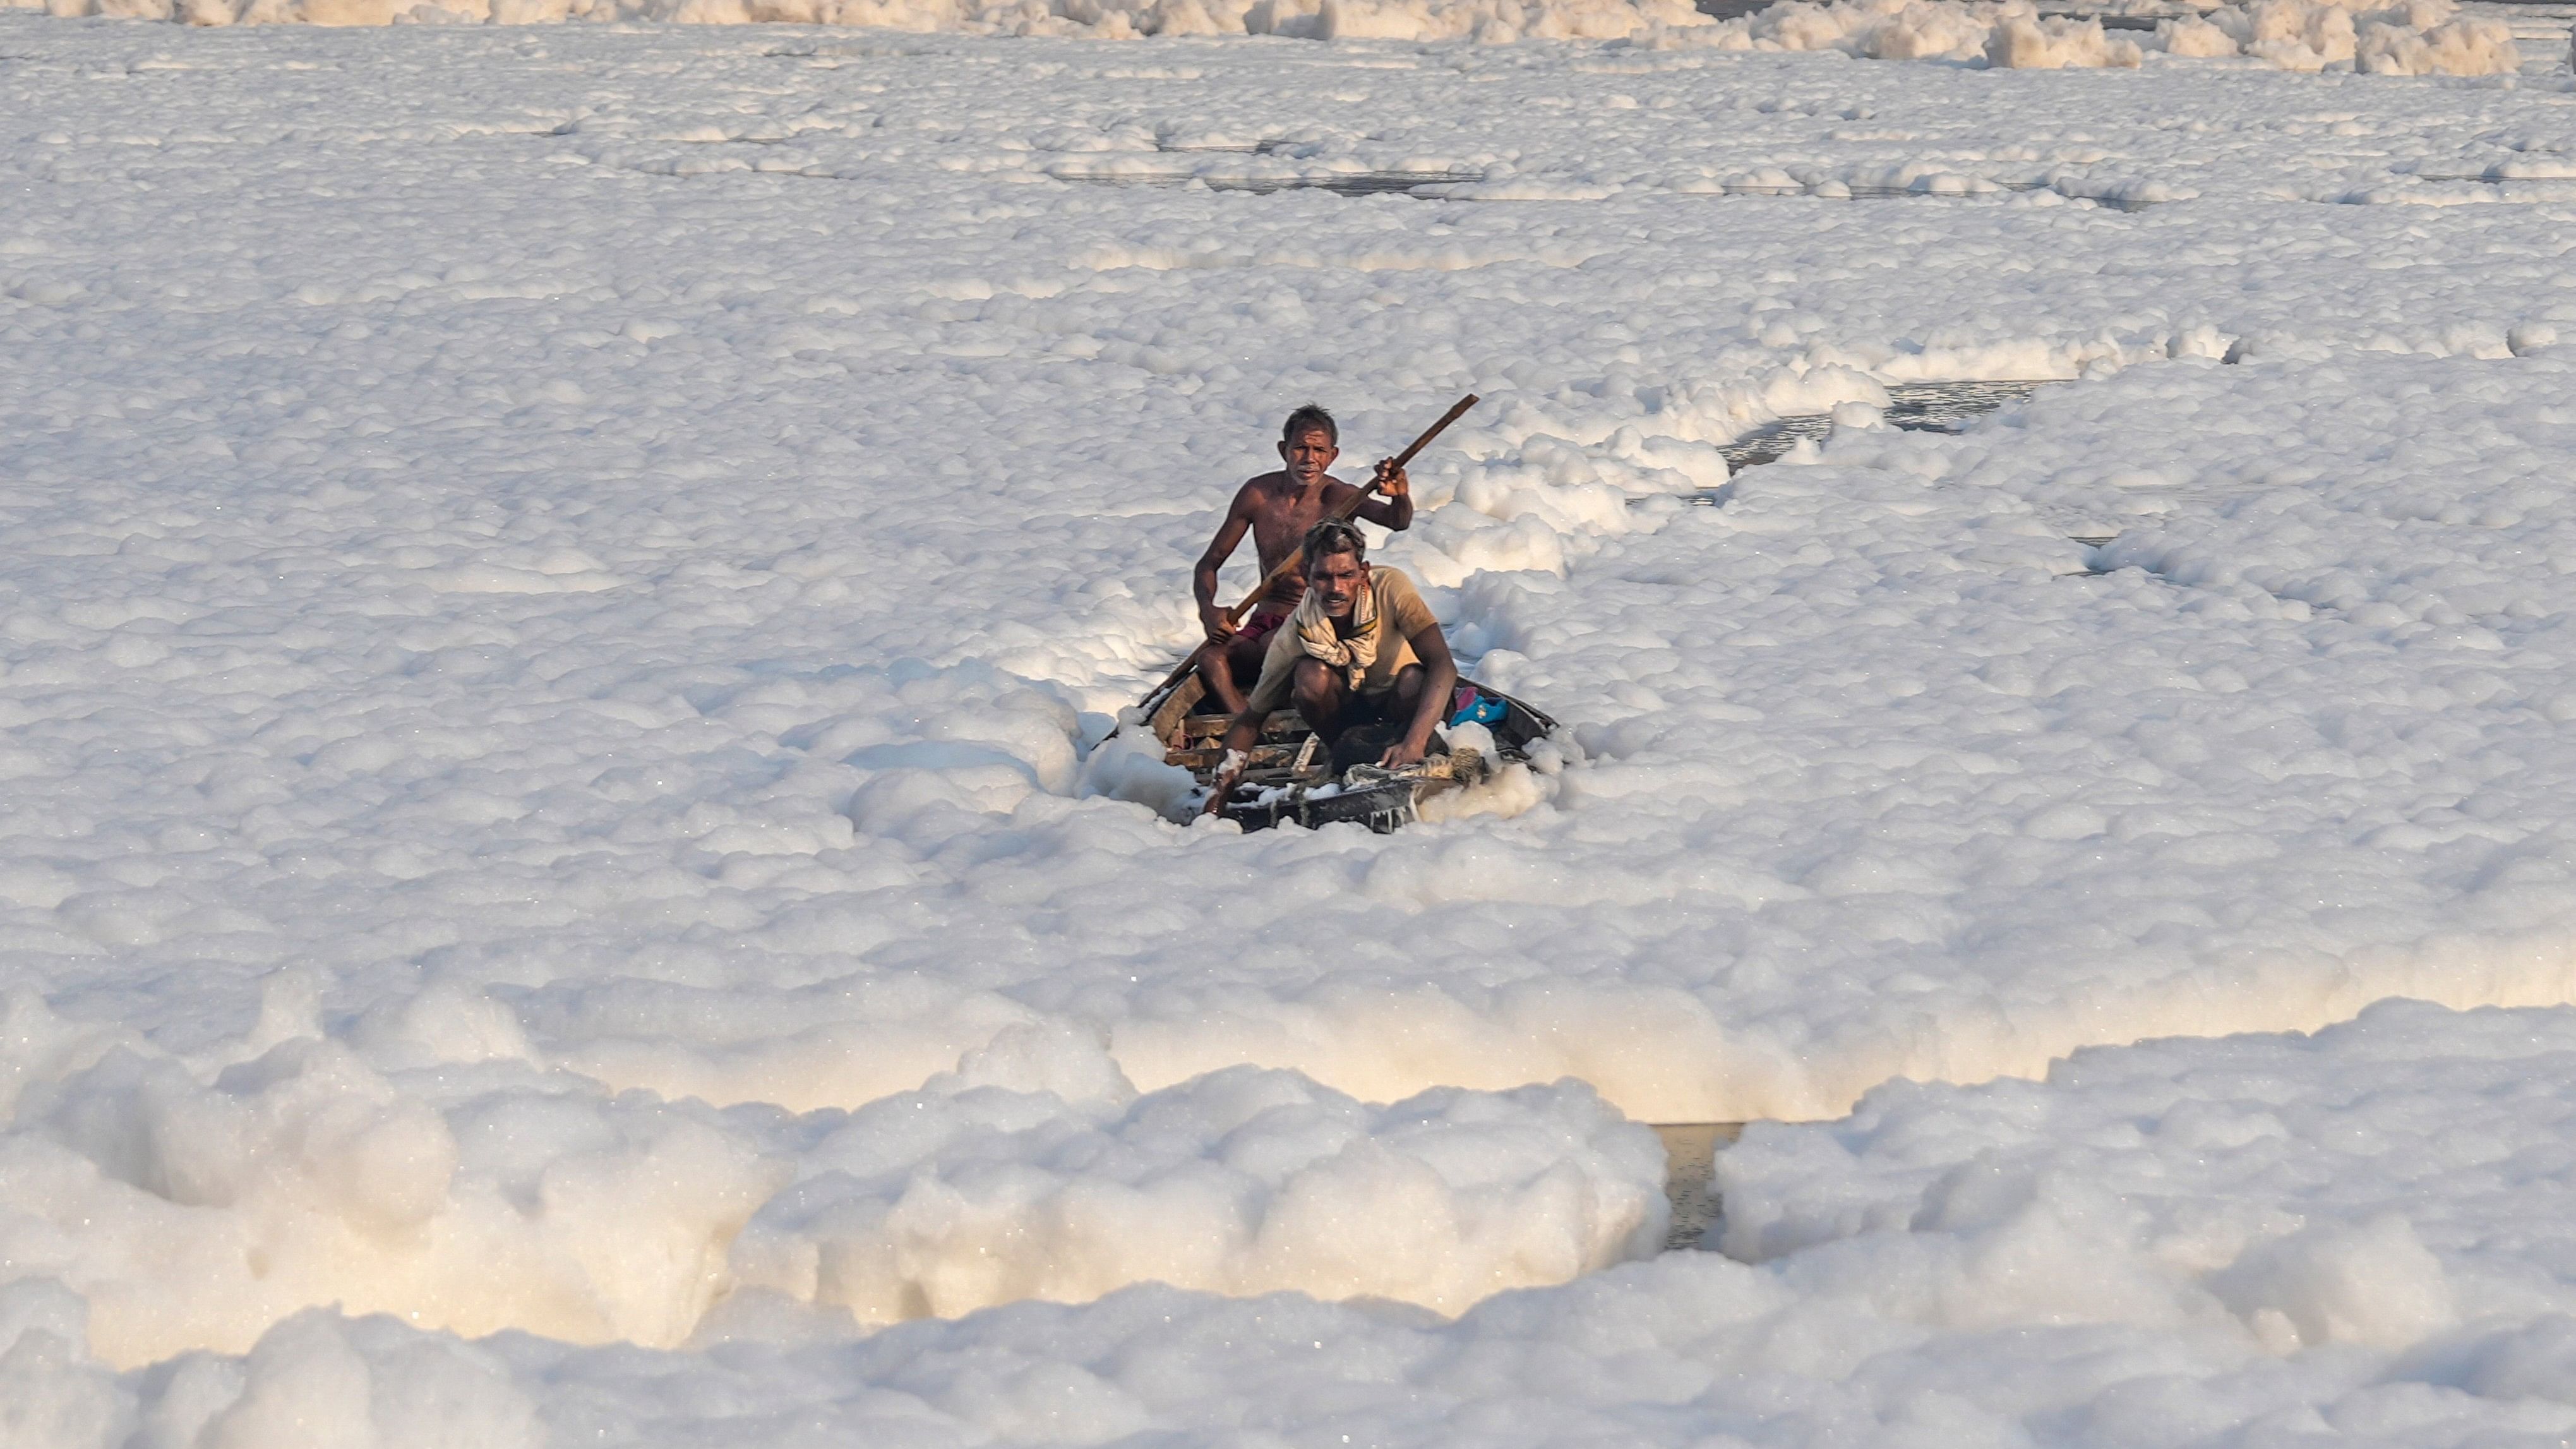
[1140,673,1558,833]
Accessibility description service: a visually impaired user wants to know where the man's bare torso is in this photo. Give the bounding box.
[1238,470,1366,611]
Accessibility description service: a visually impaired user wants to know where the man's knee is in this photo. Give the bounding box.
[1291,659,1339,707]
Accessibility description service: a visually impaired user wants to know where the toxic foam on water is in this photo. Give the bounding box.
[6,17,2576,1447]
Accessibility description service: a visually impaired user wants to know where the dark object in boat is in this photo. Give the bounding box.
[1142,672,1557,833]
[1327,720,1440,778]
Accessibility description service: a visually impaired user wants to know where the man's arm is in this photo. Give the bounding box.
[1352,460,1412,532]
[1203,709,1267,814]
[1381,622,1457,769]
[1204,637,1295,813]
[1192,486,1257,643]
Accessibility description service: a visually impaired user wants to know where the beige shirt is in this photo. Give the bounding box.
[1243,567,1439,714]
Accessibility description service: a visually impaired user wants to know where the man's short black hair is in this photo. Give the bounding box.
[1303,517,1367,564]
[1282,404,1338,446]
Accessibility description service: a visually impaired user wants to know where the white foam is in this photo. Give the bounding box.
[5,15,2576,1441]
[16,0,2523,70]
[1722,1002,2576,1354]
[0,985,1660,1368]
[1680,0,2512,71]
[731,1060,1666,1322]
[35,1009,2576,1449]
[28,0,1718,39]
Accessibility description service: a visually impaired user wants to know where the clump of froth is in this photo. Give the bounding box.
[728,1029,1668,1323]
[1677,0,2515,71]
[61,0,1715,39]
[0,983,1665,1367]
[1716,1002,2576,1354]
[8,1020,786,1366]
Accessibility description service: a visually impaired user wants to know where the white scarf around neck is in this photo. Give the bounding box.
[1291,571,1380,690]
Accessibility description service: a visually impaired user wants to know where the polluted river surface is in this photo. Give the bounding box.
[1053,168,2172,203]
[1711,378,2060,473]
[11,14,2576,1449]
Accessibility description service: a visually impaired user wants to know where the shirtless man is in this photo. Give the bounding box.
[1192,404,1413,714]
[1206,517,1458,813]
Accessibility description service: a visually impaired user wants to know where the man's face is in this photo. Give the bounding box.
[1310,548,1368,618]
[1278,426,1339,486]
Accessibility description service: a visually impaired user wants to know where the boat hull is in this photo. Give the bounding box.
[1137,671,1556,833]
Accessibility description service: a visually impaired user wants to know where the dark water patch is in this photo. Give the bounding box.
[1057,168,2161,208]
[1156,139,1299,155]
[1641,378,2059,507]
[1653,1122,1742,1251]
[1055,169,1484,197]
[1714,378,2058,473]
[1695,0,2167,21]
[2404,171,2576,184]
[1722,177,2041,199]
[1050,136,1479,196]
[2066,534,2131,575]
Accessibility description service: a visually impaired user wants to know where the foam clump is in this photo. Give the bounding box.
[4,1028,788,1366]
[1718,1001,2576,1350]
[2172,0,2519,72]
[163,0,2500,52]
[0,991,1663,1369]
[1076,712,1201,822]
[42,0,1715,39]
[1687,0,2145,64]
[729,1052,1668,1323]
[1310,0,1707,40]
[1983,10,2140,66]
[2351,4,2521,73]
[37,1009,2576,1449]
[1685,0,2513,71]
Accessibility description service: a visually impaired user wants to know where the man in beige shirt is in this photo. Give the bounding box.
[1206,518,1458,810]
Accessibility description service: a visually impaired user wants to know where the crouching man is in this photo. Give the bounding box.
[1206,518,1457,814]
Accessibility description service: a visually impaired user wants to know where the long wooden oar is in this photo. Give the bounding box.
[1137,393,1480,718]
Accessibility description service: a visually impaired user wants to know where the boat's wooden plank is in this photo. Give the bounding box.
[1175,711,1311,740]
[1123,662,1552,834]
[1147,674,1206,745]
[1165,745,1302,770]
